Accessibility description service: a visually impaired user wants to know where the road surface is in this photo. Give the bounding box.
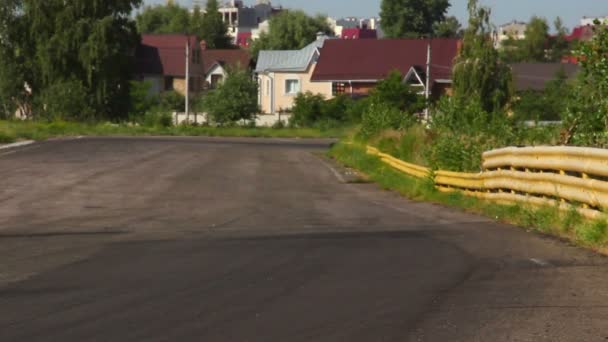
[1,137,607,341]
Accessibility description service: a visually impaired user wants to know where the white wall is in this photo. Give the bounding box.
[173,112,290,127]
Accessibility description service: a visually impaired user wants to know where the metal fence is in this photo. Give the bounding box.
[365,145,608,220]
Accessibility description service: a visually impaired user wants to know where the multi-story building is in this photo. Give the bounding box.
[217,0,282,47]
[494,20,527,48]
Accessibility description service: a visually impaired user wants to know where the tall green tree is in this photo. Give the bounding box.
[250,11,331,59]
[522,16,549,61]
[136,2,191,34]
[433,16,462,38]
[199,0,231,49]
[4,0,143,120]
[0,0,26,118]
[452,0,512,112]
[380,0,450,38]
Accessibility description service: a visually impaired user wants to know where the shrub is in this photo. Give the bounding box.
[368,70,425,114]
[129,81,159,118]
[359,103,414,139]
[202,68,259,125]
[159,91,185,112]
[34,79,93,121]
[290,93,354,128]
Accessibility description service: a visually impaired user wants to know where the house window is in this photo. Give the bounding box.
[164,76,174,91]
[285,79,300,95]
[332,82,346,95]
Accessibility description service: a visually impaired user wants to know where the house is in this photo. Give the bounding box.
[218,0,282,47]
[494,20,527,48]
[201,47,251,89]
[510,63,580,92]
[135,34,204,96]
[310,38,460,99]
[255,35,333,119]
[341,26,377,40]
[581,16,608,26]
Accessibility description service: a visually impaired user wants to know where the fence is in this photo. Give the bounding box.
[365,145,608,220]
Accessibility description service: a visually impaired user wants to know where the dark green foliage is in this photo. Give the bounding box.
[562,20,608,147]
[198,0,231,49]
[202,68,259,125]
[380,0,450,38]
[136,2,191,34]
[513,69,572,121]
[359,103,415,138]
[368,71,425,114]
[250,11,331,60]
[452,0,513,112]
[34,79,93,121]
[433,16,462,38]
[500,16,550,63]
[129,81,158,118]
[159,91,185,112]
[290,93,354,128]
[550,17,570,62]
[0,0,142,121]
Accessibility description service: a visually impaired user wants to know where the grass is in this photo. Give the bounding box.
[0,120,352,143]
[329,141,608,252]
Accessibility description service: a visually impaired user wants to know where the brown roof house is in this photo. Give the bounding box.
[311,38,460,99]
[201,44,252,89]
[510,63,580,92]
[135,34,204,96]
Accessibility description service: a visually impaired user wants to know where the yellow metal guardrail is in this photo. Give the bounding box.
[365,145,608,220]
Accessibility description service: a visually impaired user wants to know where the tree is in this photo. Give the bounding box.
[250,11,331,59]
[452,0,512,112]
[199,0,231,49]
[136,2,191,34]
[380,0,450,38]
[522,16,549,62]
[3,0,142,121]
[433,16,462,38]
[202,68,259,125]
[369,71,424,113]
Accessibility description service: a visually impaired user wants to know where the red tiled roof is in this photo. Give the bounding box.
[202,49,252,75]
[237,32,252,47]
[566,25,595,42]
[341,28,378,40]
[136,34,203,77]
[311,39,460,83]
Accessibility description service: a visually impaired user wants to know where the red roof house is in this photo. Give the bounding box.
[201,47,252,88]
[341,27,378,40]
[311,38,460,97]
[136,34,205,95]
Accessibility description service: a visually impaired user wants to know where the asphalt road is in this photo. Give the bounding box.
[1,137,608,342]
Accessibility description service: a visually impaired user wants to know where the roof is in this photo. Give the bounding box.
[566,25,596,42]
[311,39,460,83]
[254,37,328,73]
[341,28,378,39]
[202,49,252,75]
[511,63,580,91]
[136,34,203,77]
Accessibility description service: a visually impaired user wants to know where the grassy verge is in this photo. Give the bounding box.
[0,120,351,143]
[330,141,608,252]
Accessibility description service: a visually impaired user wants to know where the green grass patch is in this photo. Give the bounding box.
[329,141,608,252]
[0,120,352,141]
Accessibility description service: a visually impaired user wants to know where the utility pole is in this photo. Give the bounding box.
[185,37,190,124]
[424,37,432,122]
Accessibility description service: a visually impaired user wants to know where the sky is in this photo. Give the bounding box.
[144,0,608,30]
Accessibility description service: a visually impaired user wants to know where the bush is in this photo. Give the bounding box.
[359,103,414,139]
[159,91,185,112]
[290,93,355,128]
[202,68,259,125]
[34,79,94,121]
[368,70,425,114]
[129,81,159,118]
